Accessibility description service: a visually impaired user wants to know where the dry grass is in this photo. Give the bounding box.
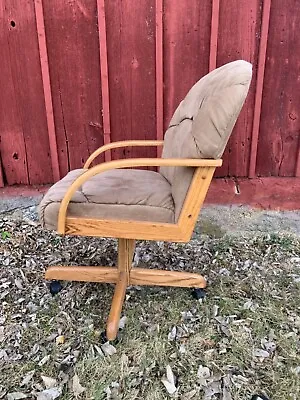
[0,213,300,399]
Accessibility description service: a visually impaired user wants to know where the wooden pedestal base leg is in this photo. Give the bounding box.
[106,272,127,340]
[45,265,118,283]
[106,238,135,341]
[130,268,207,288]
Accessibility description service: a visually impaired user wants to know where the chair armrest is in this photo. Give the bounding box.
[58,157,222,234]
[84,140,165,168]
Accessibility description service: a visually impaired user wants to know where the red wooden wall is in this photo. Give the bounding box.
[0,0,299,187]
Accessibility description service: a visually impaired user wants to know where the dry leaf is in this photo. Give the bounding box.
[161,365,177,395]
[101,342,117,356]
[197,365,210,387]
[118,316,127,330]
[253,349,270,358]
[38,355,50,367]
[94,344,104,357]
[292,366,300,375]
[20,370,35,386]
[0,327,4,342]
[181,389,197,399]
[203,381,221,400]
[36,387,61,400]
[7,393,28,400]
[41,376,58,389]
[55,335,65,345]
[72,374,86,397]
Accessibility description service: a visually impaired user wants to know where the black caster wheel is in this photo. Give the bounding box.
[49,280,63,296]
[192,288,206,300]
[251,395,270,400]
[100,330,121,345]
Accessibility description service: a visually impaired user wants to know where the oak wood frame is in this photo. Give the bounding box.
[45,140,222,340]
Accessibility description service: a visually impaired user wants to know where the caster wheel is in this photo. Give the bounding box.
[49,280,63,296]
[192,288,206,300]
[251,396,270,400]
[100,330,121,345]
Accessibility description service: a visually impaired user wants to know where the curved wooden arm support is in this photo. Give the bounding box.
[84,140,164,168]
[58,157,222,234]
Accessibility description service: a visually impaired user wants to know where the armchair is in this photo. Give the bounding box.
[39,60,252,341]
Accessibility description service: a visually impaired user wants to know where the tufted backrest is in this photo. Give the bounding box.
[160,60,252,221]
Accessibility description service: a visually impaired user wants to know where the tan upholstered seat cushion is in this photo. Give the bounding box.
[160,60,252,220]
[39,169,175,230]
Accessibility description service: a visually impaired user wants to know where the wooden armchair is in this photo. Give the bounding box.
[39,60,252,341]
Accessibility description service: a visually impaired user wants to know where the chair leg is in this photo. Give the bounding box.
[44,238,208,342]
[130,267,207,288]
[106,238,135,341]
[45,265,118,283]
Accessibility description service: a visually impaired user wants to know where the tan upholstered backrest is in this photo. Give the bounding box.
[160,60,252,221]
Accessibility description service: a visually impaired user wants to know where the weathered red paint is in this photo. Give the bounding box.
[105,0,156,162]
[155,0,164,153]
[209,0,219,72]
[0,0,300,202]
[163,0,211,128]
[249,0,272,178]
[1,177,299,211]
[0,159,4,188]
[206,177,300,210]
[43,0,104,176]
[0,0,52,185]
[216,0,262,178]
[296,150,300,177]
[97,0,111,162]
[34,0,60,182]
[257,0,300,177]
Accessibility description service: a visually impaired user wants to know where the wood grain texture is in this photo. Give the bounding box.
[106,272,127,340]
[178,167,216,240]
[257,0,300,177]
[156,0,164,148]
[163,0,212,129]
[0,0,52,185]
[34,0,60,182]
[65,217,182,242]
[84,140,164,168]
[105,0,157,161]
[0,158,4,187]
[57,158,222,235]
[248,0,271,178]
[45,265,118,283]
[216,0,262,177]
[209,0,220,71]
[97,0,111,161]
[43,0,104,177]
[130,268,206,288]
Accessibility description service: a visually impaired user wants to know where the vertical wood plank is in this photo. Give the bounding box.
[0,157,4,187]
[97,0,111,162]
[105,1,156,161]
[296,151,300,177]
[163,0,212,128]
[248,0,272,178]
[0,0,53,185]
[215,0,262,178]
[43,1,104,176]
[34,0,60,182]
[257,0,300,177]
[156,0,164,155]
[209,0,220,71]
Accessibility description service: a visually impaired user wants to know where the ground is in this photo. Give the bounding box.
[0,201,300,400]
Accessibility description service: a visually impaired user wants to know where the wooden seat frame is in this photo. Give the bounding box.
[45,140,222,340]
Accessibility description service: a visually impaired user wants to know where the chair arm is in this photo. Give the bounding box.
[58,157,222,234]
[84,140,165,168]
